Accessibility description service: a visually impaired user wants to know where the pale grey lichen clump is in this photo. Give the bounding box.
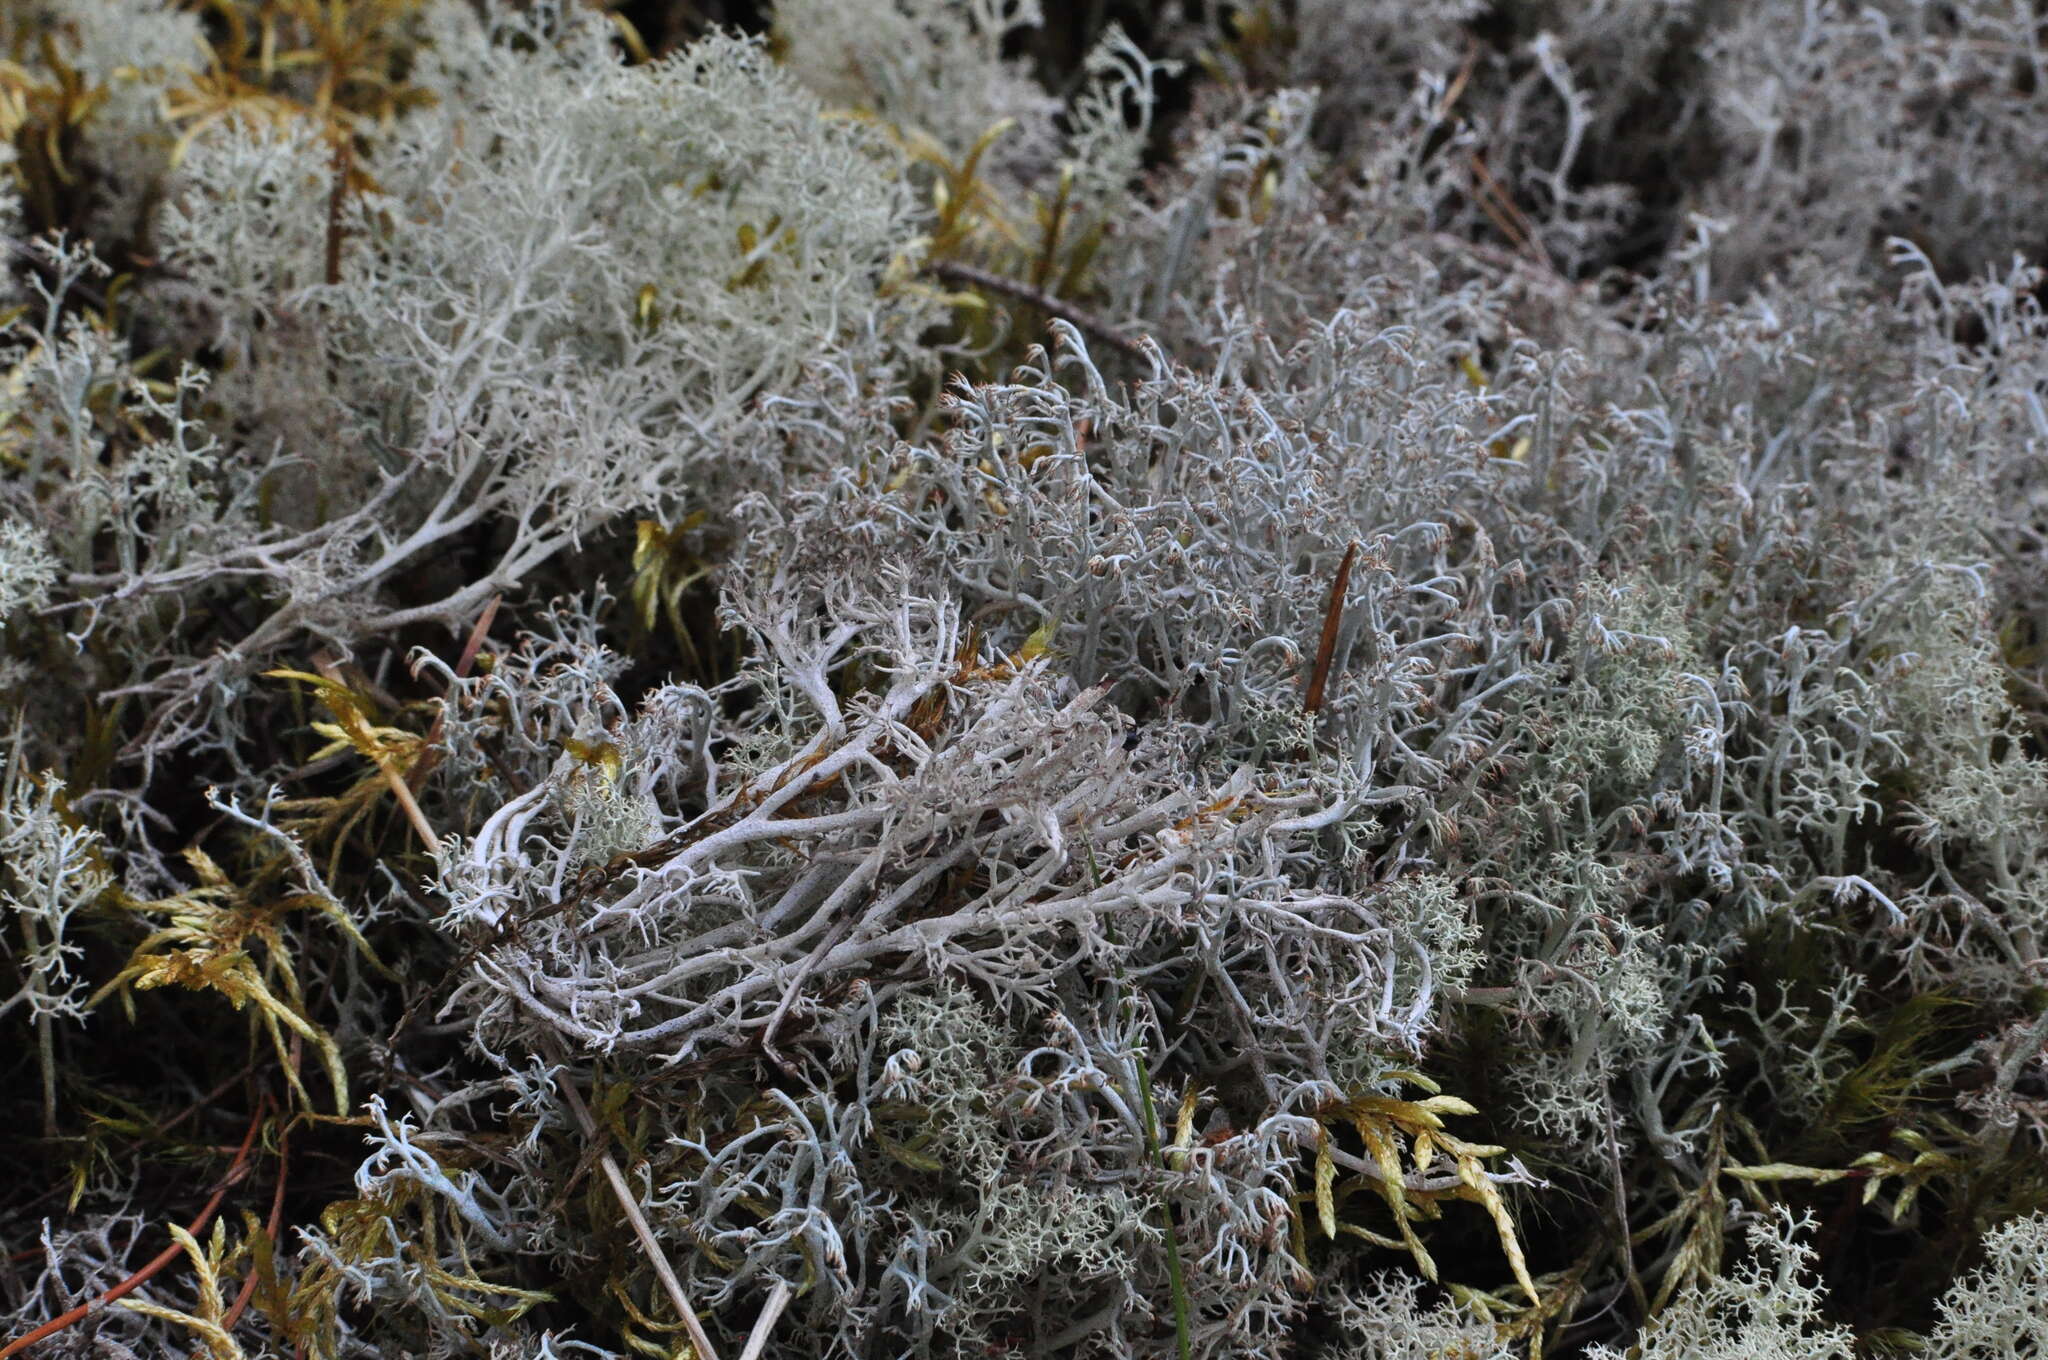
[4,1,2048,1357]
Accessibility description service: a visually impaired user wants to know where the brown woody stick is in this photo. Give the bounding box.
[550,1070,723,1360]
[1,1102,267,1359]
[406,593,502,798]
[1303,541,1358,714]
[324,136,351,288]
[313,652,443,856]
[926,259,1148,359]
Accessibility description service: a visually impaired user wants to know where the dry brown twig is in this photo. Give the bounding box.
[926,259,1148,359]
[1303,541,1358,715]
[549,1062,723,1360]
[310,650,443,856]
[0,1100,269,1359]
[407,593,503,799]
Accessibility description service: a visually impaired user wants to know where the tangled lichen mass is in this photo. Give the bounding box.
[4,2,2048,1358]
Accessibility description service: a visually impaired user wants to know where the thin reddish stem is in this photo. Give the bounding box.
[220,1114,289,1331]
[1303,541,1358,715]
[1,1102,267,1359]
